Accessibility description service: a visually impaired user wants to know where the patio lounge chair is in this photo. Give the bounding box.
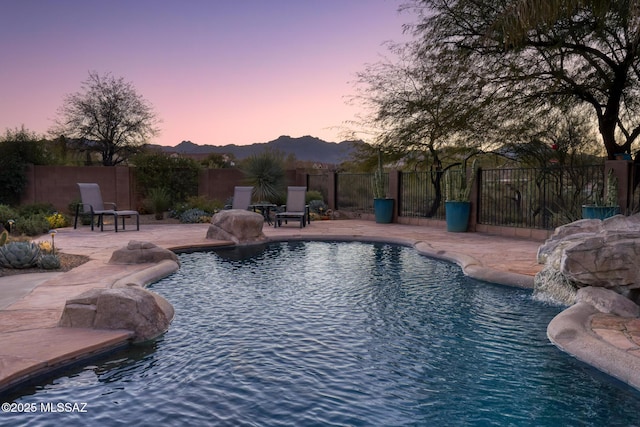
[274,186,308,228]
[74,183,139,232]
[230,186,254,210]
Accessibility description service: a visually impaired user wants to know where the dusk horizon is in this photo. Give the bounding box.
[1,0,409,147]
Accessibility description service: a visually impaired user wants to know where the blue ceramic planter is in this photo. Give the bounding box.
[374,198,394,224]
[581,205,620,220]
[445,201,471,232]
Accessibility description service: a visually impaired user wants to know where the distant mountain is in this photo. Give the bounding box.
[153,135,361,165]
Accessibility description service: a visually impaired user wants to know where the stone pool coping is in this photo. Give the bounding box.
[0,220,636,394]
[548,303,640,389]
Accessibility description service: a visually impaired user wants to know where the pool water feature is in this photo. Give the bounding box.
[4,241,640,426]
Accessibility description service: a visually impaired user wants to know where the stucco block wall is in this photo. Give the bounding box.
[20,165,307,214]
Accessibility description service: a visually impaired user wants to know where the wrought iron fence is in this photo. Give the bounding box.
[399,171,446,219]
[307,174,330,203]
[308,164,607,230]
[478,165,605,229]
[336,173,381,213]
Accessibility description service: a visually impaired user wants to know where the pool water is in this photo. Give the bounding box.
[4,241,640,426]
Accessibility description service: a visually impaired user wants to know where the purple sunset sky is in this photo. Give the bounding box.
[1,0,410,146]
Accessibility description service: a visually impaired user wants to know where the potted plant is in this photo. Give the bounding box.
[444,160,476,232]
[373,150,394,223]
[582,168,620,220]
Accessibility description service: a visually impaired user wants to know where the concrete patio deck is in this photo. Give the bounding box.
[0,219,638,395]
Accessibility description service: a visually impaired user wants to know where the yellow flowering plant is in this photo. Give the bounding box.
[38,240,54,254]
[46,213,68,229]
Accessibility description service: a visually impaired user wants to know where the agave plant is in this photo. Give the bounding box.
[0,241,41,269]
[39,254,61,270]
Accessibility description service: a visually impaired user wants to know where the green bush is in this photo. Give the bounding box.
[170,195,222,219]
[0,127,53,205]
[0,159,27,206]
[308,199,328,214]
[68,198,82,215]
[179,208,211,224]
[306,190,324,203]
[0,204,19,228]
[132,152,201,204]
[184,195,222,213]
[145,187,173,219]
[16,214,51,236]
[18,203,55,217]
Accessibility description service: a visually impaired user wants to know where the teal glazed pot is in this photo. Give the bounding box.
[374,198,394,224]
[445,201,471,232]
[581,205,620,220]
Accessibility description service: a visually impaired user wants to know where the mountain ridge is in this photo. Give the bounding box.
[151,135,361,164]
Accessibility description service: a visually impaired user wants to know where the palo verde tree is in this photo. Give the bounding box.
[405,0,640,159]
[52,71,160,166]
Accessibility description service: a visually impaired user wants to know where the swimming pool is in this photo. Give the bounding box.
[3,241,640,426]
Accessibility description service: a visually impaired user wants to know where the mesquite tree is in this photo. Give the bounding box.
[53,72,160,166]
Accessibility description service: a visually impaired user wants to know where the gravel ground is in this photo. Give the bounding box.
[0,253,91,277]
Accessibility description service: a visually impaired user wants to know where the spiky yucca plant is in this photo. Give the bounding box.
[241,152,286,204]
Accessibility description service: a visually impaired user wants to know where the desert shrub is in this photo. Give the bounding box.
[68,198,82,215]
[132,152,201,204]
[0,204,19,229]
[306,190,323,203]
[308,199,328,214]
[170,195,221,219]
[0,159,27,206]
[184,195,222,213]
[0,127,53,205]
[18,203,55,217]
[179,208,211,224]
[144,187,173,219]
[16,214,51,236]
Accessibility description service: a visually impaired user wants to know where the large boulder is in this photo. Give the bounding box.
[59,286,174,343]
[534,214,640,304]
[537,214,640,264]
[109,240,179,265]
[561,231,640,290]
[206,209,266,244]
[536,219,603,264]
